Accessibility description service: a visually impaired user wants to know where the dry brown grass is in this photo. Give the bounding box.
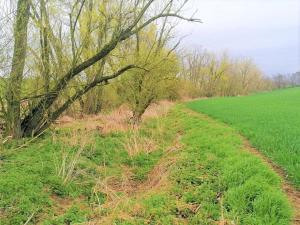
[52,130,94,185]
[93,105,133,134]
[56,115,74,124]
[122,130,157,157]
[122,102,177,157]
[89,169,136,224]
[142,100,174,120]
[88,159,179,224]
[87,131,183,225]
[55,101,175,135]
[52,128,94,147]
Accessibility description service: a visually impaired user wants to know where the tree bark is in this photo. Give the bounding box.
[6,0,30,138]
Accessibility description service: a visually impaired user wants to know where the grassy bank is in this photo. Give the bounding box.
[186,87,300,188]
[0,106,291,224]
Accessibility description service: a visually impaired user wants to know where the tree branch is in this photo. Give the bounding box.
[34,64,140,135]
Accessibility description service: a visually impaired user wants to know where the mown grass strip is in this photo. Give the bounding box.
[186,87,300,188]
[170,107,292,225]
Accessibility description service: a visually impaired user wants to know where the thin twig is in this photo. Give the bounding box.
[23,212,35,225]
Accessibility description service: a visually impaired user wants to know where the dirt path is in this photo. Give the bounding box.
[243,139,300,225]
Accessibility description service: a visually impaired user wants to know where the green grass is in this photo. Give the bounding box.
[0,116,177,225]
[170,108,291,225]
[0,106,292,224]
[186,87,300,188]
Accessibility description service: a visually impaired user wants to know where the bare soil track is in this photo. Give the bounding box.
[243,139,300,225]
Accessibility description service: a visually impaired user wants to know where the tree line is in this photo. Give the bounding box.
[272,72,300,89]
[179,49,274,98]
[0,0,292,139]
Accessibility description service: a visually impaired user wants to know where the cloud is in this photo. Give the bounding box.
[177,0,300,74]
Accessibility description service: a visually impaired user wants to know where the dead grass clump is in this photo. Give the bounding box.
[55,101,174,135]
[93,105,132,134]
[55,115,74,124]
[55,145,85,185]
[175,200,201,219]
[52,130,94,185]
[89,131,184,224]
[92,166,137,202]
[92,177,123,207]
[137,134,183,193]
[89,172,138,225]
[55,105,132,134]
[90,158,178,224]
[123,130,157,157]
[52,128,94,147]
[217,220,232,225]
[90,165,137,212]
[142,100,174,121]
[121,102,176,157]
[139,157,176,192]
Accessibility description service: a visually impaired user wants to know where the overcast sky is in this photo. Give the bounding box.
[177,0,300,75]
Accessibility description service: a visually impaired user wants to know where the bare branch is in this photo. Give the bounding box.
[127,13,202,38]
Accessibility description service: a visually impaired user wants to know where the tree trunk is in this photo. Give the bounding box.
[5,0,30,138]
[132,111,143,125]
[21,65,135,137]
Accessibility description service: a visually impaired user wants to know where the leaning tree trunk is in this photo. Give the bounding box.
[132,111,143,125]
[5,0,30,138]
[21,65,135,137]
[131,96,155,126]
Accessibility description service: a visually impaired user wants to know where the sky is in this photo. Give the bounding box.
[177,0,300,75]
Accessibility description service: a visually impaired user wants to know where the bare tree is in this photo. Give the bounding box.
[180,49,270,98]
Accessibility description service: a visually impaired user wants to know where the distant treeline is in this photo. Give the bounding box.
[178,49,300,98]
[271,72,300,89]
[178,49,273,98]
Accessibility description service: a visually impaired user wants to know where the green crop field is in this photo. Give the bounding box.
[187,87,300,188]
